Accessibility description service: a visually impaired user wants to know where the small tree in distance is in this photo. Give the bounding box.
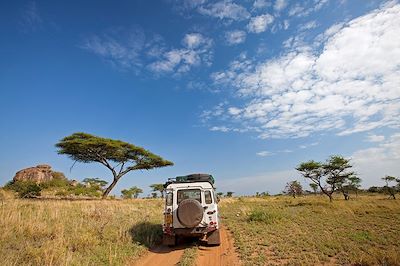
[382,175,399,199]
[226,191,234,197]
[56,132,173,198]
[150,183,165,198]
[284,180,303,198]
[82,178,108,191]
[297,155,355,202]
[121,186,143,199]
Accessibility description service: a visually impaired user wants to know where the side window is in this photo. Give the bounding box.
[205,190,213,204]
[166,192,173,206]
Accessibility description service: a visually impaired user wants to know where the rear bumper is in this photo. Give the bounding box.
[164,225,218,236]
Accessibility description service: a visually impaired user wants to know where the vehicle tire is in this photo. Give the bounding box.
[162,234,176,246]
[177,199,204,227]
[207,229,221,246]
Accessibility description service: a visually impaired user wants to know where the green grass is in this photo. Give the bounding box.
[220,195,400,265]
[177,246,198,266]
[0,196,163,265]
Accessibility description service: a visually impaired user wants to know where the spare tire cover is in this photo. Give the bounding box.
[177,199,203,227]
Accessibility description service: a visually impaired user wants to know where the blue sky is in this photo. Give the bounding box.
[1,0,399,196]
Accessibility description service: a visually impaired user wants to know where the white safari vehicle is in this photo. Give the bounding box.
[162,174,220,246]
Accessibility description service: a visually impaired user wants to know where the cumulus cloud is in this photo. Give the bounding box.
[207,3,400,139]
[274,0,288,11]
[248,14,274,33]
[83,29,213,75]
[225,30,246,45]
[253,0,270,9]
[198,1,250,21]
[149,33,213,74]
[352,133,400,188]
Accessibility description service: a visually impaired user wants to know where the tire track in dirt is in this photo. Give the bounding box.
[196,226,241,266]
[131,245,185,266]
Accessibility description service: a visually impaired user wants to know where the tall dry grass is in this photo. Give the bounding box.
[220,195,400,265]
[0,195,163,265]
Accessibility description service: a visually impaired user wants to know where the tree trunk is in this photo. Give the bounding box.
[102,176,119,198]
[328,194,333,202]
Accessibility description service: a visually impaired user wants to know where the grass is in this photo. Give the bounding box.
[0,193,163,265]
[220,195,400,265]
[2,189,399,266]
[177,246,198,266]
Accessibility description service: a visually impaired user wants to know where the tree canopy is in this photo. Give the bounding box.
[297,155,357,202]
[284,180,303,198]
[121,186,143,199]
[150,183,165,198]
[56,132,173,198]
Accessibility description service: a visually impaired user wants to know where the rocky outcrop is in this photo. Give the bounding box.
[13,164,54,184]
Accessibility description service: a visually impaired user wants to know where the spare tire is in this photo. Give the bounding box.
[177,199,203,227]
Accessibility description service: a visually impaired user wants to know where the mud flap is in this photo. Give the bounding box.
[162,234,176,246]
[207,229,221,246]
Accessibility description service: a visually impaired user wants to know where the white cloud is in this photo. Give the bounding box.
[352,133,400,188]
[274,0,288,11]
[248,14,274,33]
[198,1,250,21]
[148,33,213,74]
[210,126,231,132]
[225,30,246,45]
[298,20,318,31]
[257,150,273,156]
[183,33,206,49]
[366,134,385,142]
[207,3,400,139]
[82,27,146,71]
[288,0,329,17]
[253,0,270,9]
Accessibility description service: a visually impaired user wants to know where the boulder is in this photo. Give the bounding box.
[13,164,54,184]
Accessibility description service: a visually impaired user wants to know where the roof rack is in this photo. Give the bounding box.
[164,173,215,188]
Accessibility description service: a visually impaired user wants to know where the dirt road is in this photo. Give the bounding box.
[195,226,241,266]
[132,226,241,266]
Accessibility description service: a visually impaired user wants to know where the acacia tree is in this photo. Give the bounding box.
[56,133,173,198]
[296,155,355,202]
[338,175,361,200]
[284,180,303,198]
[382,175,399,199]
[121,186,143,199]
[150,183,165,198]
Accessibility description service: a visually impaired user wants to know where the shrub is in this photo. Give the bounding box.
[248,210,282,224]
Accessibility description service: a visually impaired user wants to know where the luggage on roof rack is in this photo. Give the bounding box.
[164,173,215,187]
[176,174,215,184]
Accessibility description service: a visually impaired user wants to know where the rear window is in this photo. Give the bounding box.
[177,189,201,204]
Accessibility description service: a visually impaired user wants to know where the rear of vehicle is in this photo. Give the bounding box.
[162,174,220,246]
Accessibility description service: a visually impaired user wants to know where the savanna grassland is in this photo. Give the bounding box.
[220,195,400,266]
[1,189,400,266]
[0,190,163,266]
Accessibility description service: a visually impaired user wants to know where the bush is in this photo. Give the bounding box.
[4,181,42,198]
[248,210,282,224]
